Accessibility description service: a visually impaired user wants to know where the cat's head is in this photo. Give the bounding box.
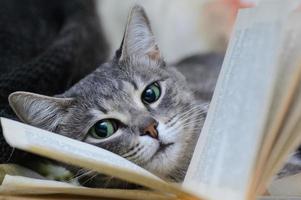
[8,5,206,182]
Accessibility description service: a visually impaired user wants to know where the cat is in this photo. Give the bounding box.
[8,5,207,187]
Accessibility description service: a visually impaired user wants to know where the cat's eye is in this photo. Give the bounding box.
[141,82,161,104]
[88,119,118,139]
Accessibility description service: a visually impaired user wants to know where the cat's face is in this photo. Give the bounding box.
[8,5,206,182]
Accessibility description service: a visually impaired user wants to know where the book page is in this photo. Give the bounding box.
[0,195,102,200]
[268,173,301,196]
[183,2,292,200]
[0,118,196,199]
[257,98,301,194]
[0,164,45,184]
[0,175,172,200]
[259,197,301,200]
[256,80,301,194]
[253,11,301,195]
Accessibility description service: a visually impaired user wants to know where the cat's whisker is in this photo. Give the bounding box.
[124,181,129,190]
[6,147,15,162]
[70,168,87,180]
[167,119,182,128]
[71,169,92,179]
[175,105,200,117]
[183,121,202,129]
[179,103,204,111]
[177,106,206,122]
[175,111,206,127]
[80,172,98,186]
[184,116,206,121]
[103,176,115,188]
[165,125,200,136]
[75,168,89,175]
[177,103,200,110]
[166,104,199,119]
[69,169,94,183]
[163,127,182,137]
[181,118,205,125]
[182,127,203,132]
[168,117,203,133]
[170,107,205,125]
[180,122,204,130]
[166,110,197,127]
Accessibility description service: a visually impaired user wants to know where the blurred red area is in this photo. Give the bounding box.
[200,0,254,52]
[221,0,255,21]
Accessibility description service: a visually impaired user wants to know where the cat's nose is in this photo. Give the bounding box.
[141,118,159,139]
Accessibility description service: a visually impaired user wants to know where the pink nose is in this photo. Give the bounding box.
[143,121,158,139]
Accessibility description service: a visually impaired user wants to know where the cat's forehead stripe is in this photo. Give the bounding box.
[89,108,129,124]
[120,79,138,91]
[129,80,138,90]
[89,109,106,117]
[91,97,108,114]
[97,105,108,114]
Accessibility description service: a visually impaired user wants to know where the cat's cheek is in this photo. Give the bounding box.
[157,122,180,144]
[138,136,160,162]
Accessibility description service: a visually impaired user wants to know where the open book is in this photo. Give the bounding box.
[1,1,301,200]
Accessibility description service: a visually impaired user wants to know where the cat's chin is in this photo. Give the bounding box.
[152,142,174,158]
[145,142,175,165]
[141,142,184,181]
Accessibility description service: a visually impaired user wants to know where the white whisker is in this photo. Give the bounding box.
[178,107,206,122]
[171,106,205,124]
[69,169,94,183]
[80,172,98,186]
[103,176,115,188]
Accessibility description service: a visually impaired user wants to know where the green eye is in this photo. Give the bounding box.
[142,82,161,104]
[88,119,118,139]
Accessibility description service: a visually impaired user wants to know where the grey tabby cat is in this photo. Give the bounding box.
[8,5,207,186]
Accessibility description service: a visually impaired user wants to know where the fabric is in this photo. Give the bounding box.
[0,0,108,163]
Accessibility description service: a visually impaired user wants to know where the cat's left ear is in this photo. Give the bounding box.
[117,5,161,61]
[8,91,74,131]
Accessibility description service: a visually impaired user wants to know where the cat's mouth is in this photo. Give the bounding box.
[152,142,174,158]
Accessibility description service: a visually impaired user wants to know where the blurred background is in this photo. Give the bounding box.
[97,0,257,63]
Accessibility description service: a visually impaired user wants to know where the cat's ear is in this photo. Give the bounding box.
[8,91,74,131]
[117,5,161,61]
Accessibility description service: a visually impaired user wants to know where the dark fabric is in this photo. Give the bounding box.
[174,53,224,102]
[0,0,108,163]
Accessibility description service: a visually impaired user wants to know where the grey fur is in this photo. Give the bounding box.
[9,5,207,186]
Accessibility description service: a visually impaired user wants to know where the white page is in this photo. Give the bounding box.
[0,164,45,183]
[0,118,191,198]
[248,11,301,196]
[183,2,292,200]
[268,173,301,196]
[258,197,301,200]
[0,175,172,200]
[1,175,75,188]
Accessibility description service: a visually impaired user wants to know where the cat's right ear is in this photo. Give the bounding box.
[8,91,74,131]
[116,5,161,61]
